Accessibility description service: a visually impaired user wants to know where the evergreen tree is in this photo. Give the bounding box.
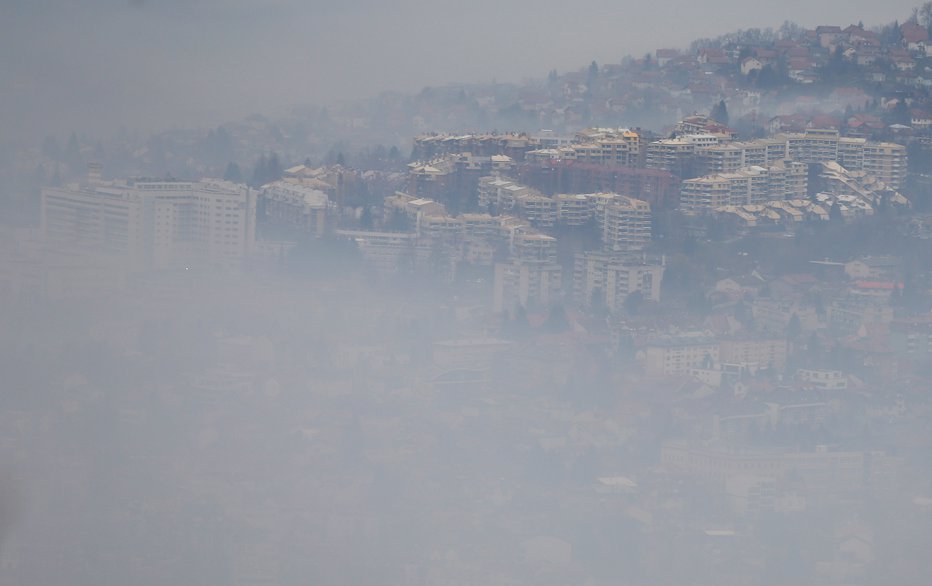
[266,152,282,181]
[711,99,729,125]
[586,60,599,94]
[223,162,243,183]
[543,304,570,333]
[41,135,61,160]
[251,154,268,186]
[786,313,802,340]
[359,206,373,229]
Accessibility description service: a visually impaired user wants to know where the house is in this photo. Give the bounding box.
[911,109,932,127]
[698,47,732,66]
[844,256,901,280]
[815,25,845,48]
[741,57,764,76]
[656,48,679,67]
[900,21,929,53]
[845,25,879,47]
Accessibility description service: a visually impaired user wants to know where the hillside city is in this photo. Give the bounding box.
[3,10,932,586]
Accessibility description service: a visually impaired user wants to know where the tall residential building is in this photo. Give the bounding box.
[863,142,908,189]
[573,252,664,311]
[598,195,652,251]
[493,259,562,313]
[41,177,256,268]
[693,130,907,189]
[261,180,330,236]
[697,139,788,174]
[679,161,808,214]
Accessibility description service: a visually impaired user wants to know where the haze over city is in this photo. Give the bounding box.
[0,0,924,139]
[3,1,932,585]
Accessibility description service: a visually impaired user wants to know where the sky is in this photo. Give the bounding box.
[0,0,924,142]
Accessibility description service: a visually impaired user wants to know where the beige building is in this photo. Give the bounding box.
[262,180,330,236]
[599,195,652,251]
[680,161,807,214]
[573,251,664,310]
[493,259,563,313]
[719,337,788,370]
[644,335,720,376]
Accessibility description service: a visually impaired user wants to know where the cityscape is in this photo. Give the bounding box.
[2,3,932,585]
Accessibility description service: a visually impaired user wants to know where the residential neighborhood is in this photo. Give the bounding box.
[3,7,932,586]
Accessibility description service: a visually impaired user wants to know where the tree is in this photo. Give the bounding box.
[251,152,282,186]
[266,152,282,181]
[786,313,802,340]
[587,60,599,94]
[829,201,844,222]
[252,154,267,186]
[223,162,242,183]
[41,136,61,160]
[710,99,729,125]
[543,304,570,333]
[65,131,81,168]
[359,206,374,229]
[624,290,644,315]
[921,2,932,31]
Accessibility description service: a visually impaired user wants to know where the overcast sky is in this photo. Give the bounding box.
[0,0,923,142]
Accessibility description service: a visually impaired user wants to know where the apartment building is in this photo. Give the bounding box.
[554,194,592,225]
[517,194,557,228]
[697,139,787,174]
[477,176,541,212]
[646,139,697,174]
[573,251,664,311]
[513,233,557,263]
[572,127,643,166]
[261,180,330,236]
[680,161,808,214]
[41,177,257,268]
[862,142,908,188]
[336,229,430,276]
[493,259,563,313]
[693,130,907,189]
[644,334,720,375]
[599,195,652,251]
[719,337,788,370]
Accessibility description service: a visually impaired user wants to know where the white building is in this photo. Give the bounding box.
[41,177,257,268]
[493,259,563,313]
[573,252,664,311]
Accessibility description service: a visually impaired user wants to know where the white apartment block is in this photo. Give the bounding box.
[335,229,431,276]
[41,177,257,268]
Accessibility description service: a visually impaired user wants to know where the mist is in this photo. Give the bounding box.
[3,0,932,584]
[0,0,922,141]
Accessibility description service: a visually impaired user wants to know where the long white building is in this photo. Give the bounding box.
[41,176,257,268]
